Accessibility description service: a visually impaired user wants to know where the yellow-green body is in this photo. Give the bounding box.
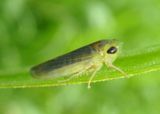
[31,39,126,88]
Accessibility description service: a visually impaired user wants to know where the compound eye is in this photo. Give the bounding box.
[107,46,117,54]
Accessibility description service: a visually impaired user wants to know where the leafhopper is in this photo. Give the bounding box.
[31,39,126,88]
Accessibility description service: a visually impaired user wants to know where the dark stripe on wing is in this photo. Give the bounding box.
[31,45,95,75]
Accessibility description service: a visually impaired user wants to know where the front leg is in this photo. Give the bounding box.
[105,63,128,77]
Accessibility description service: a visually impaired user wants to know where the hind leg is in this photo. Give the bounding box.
[59,64,94,83]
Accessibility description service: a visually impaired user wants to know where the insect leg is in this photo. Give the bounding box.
[106,63,128,77]
[87,65,102,89]
[58,74,79,83]
[59,65,94,83]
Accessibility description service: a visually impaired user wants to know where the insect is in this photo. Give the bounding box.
[30,39,127,88]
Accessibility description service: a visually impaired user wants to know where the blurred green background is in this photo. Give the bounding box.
[1,0,160,114]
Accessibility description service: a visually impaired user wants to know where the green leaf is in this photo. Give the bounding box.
[0,44,160,88]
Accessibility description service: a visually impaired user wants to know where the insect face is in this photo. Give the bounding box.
[102,40,120,64]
